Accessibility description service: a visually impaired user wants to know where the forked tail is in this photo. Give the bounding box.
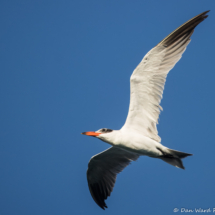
[159,148,192,169]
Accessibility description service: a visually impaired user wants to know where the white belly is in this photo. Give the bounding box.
[116,131,164,157]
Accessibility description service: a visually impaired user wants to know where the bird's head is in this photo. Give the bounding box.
[82,128,117,144]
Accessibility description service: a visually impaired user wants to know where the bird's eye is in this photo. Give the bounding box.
[100,128,112,133]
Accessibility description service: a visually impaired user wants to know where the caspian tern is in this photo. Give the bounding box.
[82,11,209,209]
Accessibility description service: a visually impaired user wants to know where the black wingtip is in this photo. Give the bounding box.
[98,202,108,210]
[198,10,210,17]
[158,10,210,47]
[203,10,210,14]
[100,205,108,210]
[99,200,108,210]
[197,10,210,20]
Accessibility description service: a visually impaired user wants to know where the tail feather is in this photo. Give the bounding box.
[159,148,192,169]
[160,157,185,169]
[167,149,192,159]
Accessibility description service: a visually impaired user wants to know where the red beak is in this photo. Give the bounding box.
[81,131,101,137]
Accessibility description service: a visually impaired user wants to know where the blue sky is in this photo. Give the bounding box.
[0,1,215,215]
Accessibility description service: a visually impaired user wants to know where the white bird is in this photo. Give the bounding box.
[82,11,209,209]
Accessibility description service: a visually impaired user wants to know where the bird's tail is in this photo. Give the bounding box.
[159,148,192,169]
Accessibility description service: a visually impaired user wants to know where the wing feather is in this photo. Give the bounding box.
[87,147,139,209]
[122,11,209,142]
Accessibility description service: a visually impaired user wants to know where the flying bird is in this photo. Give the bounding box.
[82,11,209,209]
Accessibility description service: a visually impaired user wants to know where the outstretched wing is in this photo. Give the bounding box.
[122,11,209,142]
[87,147,139,209]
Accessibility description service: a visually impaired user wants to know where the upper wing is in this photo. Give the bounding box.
[122,11,209,142]
[87,147,139,210]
